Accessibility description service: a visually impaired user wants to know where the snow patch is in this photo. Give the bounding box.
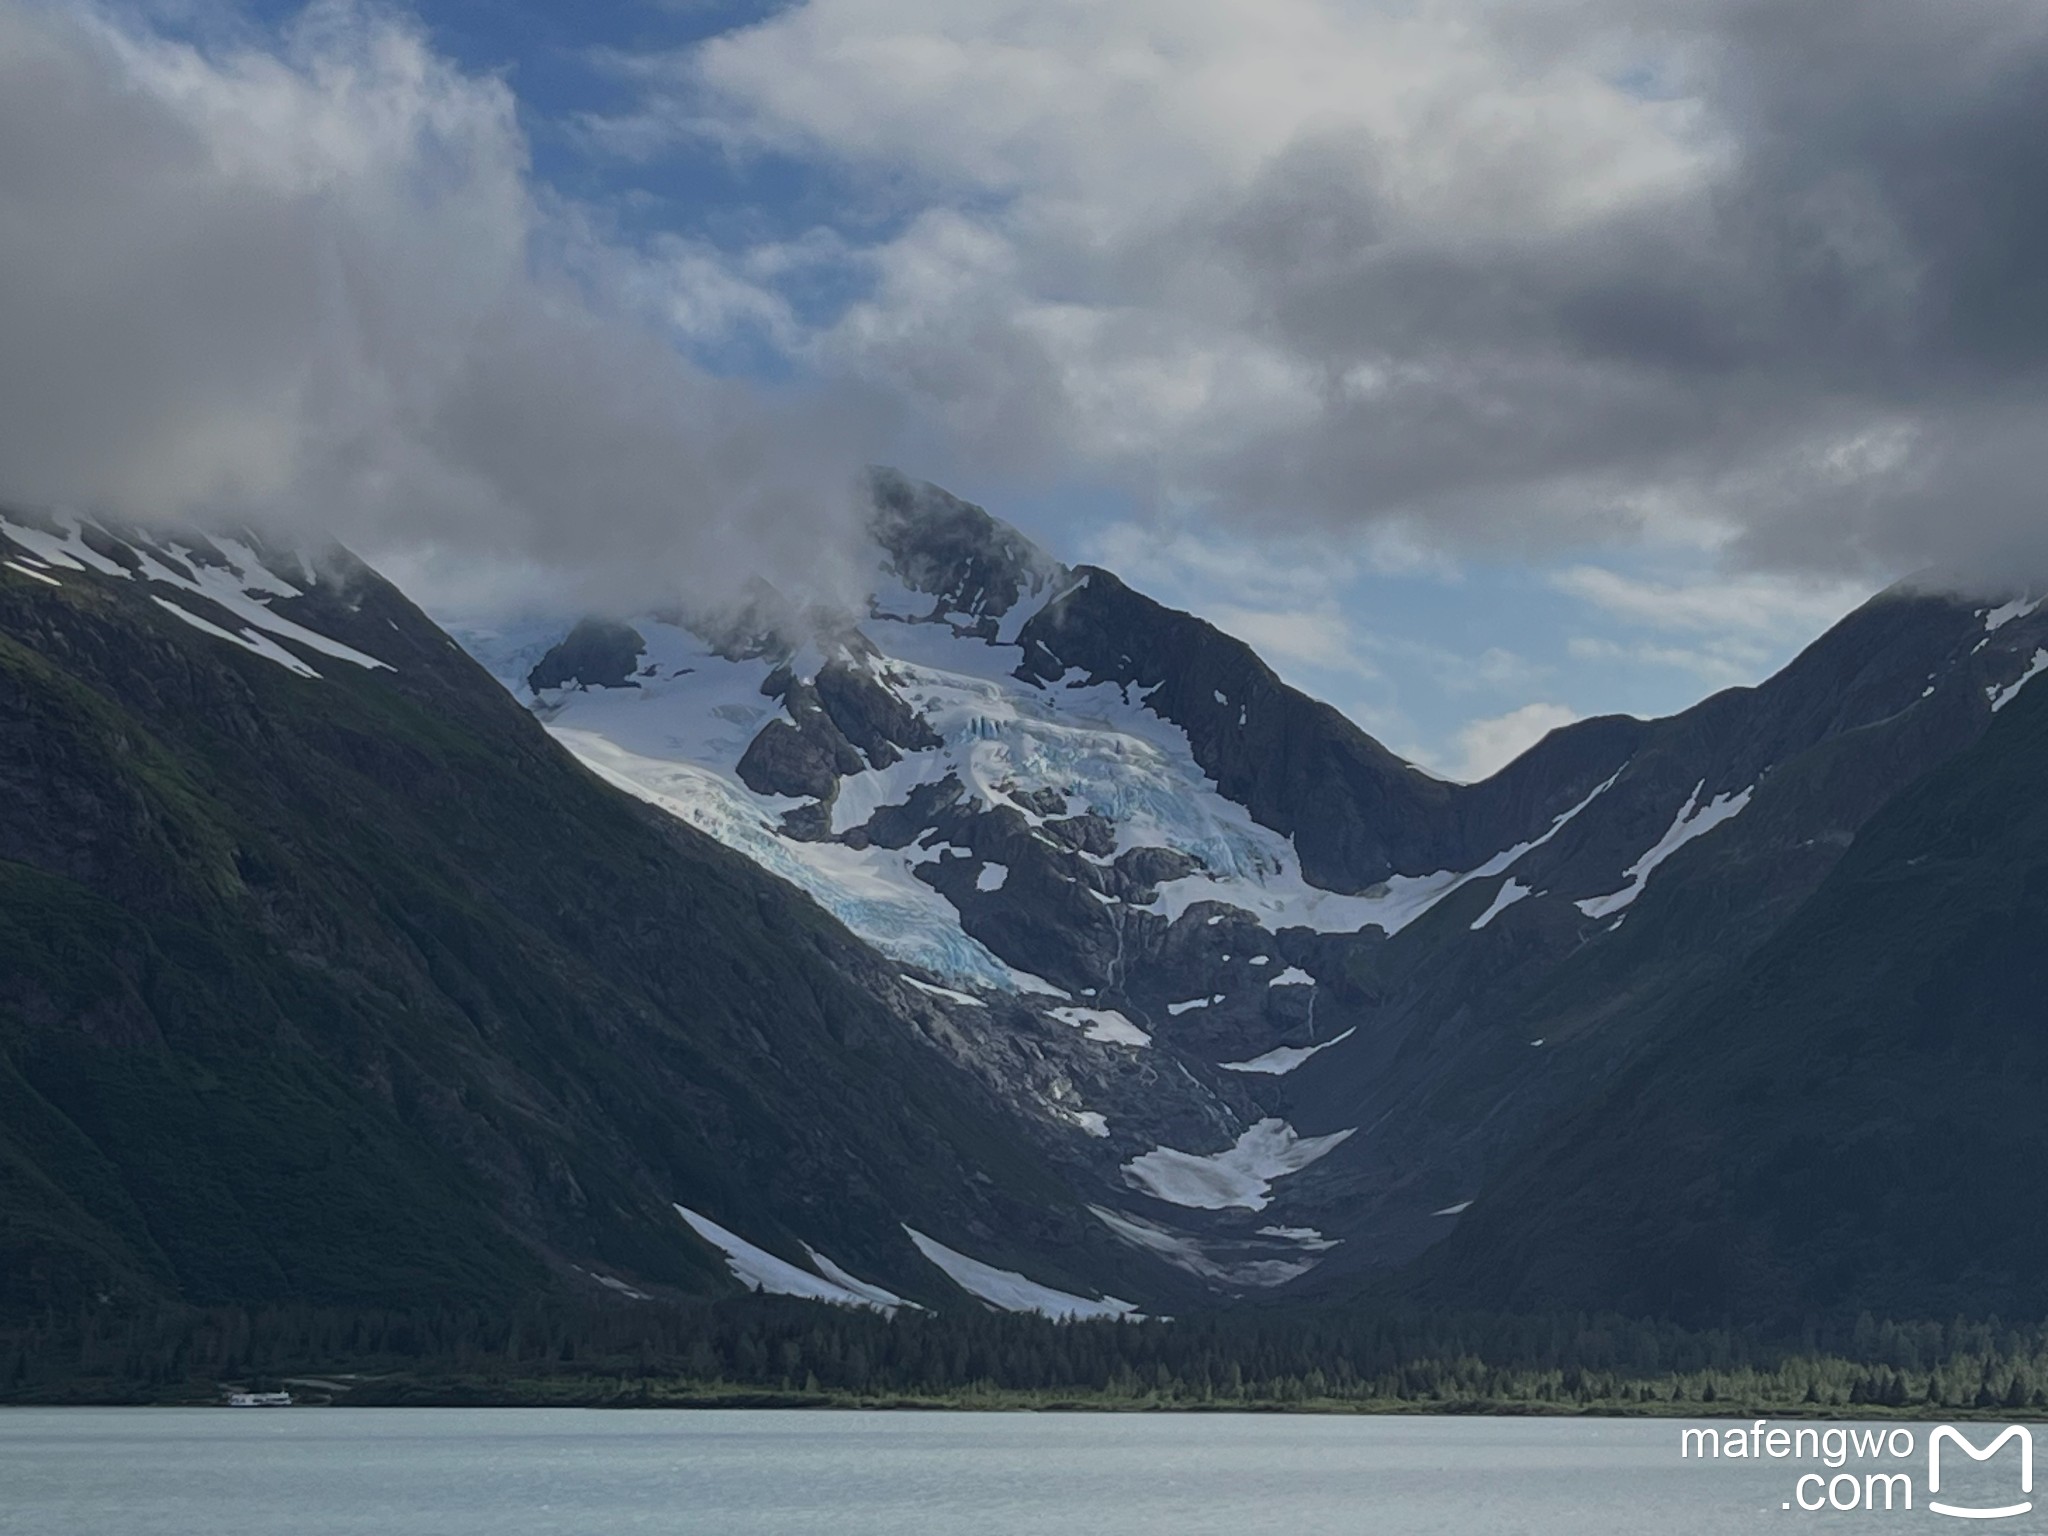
[1986,597,2041,632]
[903,976,985,1007]
[3,560,60,588]
[1470,878,1534,930]
[1122,1118,1356,1211]
[802,1245,917,1311]
[903,1227,1138,1319]
[1,513,392,672]
[1989,650,2048,712]
[1575,780,1754,919]
[1257,1225,1339,1251]
[674,1204,896,1312]
[1049,1006,1152,1047]
[0,513,121,574]
[1166,994,1224,1016]
[152,596,321,678]
[1267,966,1314,988]
[158,549,391,672]
[1219,1027,1357,1076]
[1056,1107,1111,1138]
[1433,1201,1474,1217]
[1088,1206,1317,1287]
[975,861,1009,892]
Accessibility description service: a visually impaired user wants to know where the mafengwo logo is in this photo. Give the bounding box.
[1928,1426,2031,1520]
[1680,1420,2036,1516]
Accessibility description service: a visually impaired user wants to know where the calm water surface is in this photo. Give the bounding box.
[0,1408,2006,1533]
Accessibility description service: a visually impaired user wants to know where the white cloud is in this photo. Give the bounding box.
[1566,634,1769,690]
[1550,565,1873,638]
[1201,604,1382,684]
[0,0,884,614]
[584,0,2048,590]
[596,0,1730,541]
[1433,702,1582,783]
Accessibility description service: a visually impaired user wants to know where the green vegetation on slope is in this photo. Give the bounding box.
[10,1295,2048,1417]
[0,549,1116,1321]
[1419,671,2048,1323]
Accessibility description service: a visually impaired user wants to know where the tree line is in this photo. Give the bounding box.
[12,1296,2048,1412]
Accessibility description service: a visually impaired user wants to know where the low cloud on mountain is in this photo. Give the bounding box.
[5,0,2044,768]
[0,0,887,613]
[608,0,2048,587]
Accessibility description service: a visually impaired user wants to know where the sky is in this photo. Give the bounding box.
[3,0,2045,777]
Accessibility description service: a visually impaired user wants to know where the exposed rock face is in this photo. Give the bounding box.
[1411,670,2048,1324]
[1013,566,1464,893]
[28,475,2040,1325]
[466,473,2048,1314]
[737,673,869,803]
[870,468,1061,624]
[813,658,942,766]
[736,661,944,811]
[527,617,648,691]
[0,507,1192,1320]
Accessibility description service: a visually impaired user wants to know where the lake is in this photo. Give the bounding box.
[0,1409,2024,1532]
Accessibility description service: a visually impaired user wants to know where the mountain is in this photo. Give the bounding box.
[0,507,1184,1321]
[8,474,2046,1329]
[1402,662,2048,1324]
[454,469,2048,1312]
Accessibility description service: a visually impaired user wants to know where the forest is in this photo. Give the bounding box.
[10,1295,2048,1415]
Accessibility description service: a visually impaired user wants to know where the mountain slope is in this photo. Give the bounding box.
[0,510,1171,1319]
[1273,579,2048,1285]
[463,471,2048,1302]
[1408,664,2048,1323]
[12,478,2042,1327]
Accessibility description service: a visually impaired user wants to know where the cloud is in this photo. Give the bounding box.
[1200,604,1382,684]
[599,0,2048,587]
[1566,635,1765,691]
[0,0,886,614]
[1434,702,1583,783]
[1549,566,1873,639]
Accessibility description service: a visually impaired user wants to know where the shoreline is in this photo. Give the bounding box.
[5,1384,2038,1421]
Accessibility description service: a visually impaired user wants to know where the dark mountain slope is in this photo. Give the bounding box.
[1015,567,1464,893]
[1406,666,2048,1323]
[1249,586,2045,1287]
[877,473,1622,894]
[0,519,1147,1319]
[505,474,2048,1304]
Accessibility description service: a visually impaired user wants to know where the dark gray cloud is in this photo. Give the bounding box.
[0,0,890,614]
[8,0,2045,608]
[638,0,2048,587]
[1193,0,2048,579]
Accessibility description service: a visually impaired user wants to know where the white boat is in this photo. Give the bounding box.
[225,1391,294,1407]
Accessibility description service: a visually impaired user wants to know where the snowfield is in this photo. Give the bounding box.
[1470,878,1534,930]
[1088,1205,1319,1287]
[455,566,1639,1006]
[1122,1118,1357,1211]
[673,1204,906,1312]
[1049,1006,1153,1047]
[1576,780,1753,919]
[903,1227,1139,1319]
[1989,650,2048,712]
[2,512,393,678]
[1219,1027,1357,1076]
